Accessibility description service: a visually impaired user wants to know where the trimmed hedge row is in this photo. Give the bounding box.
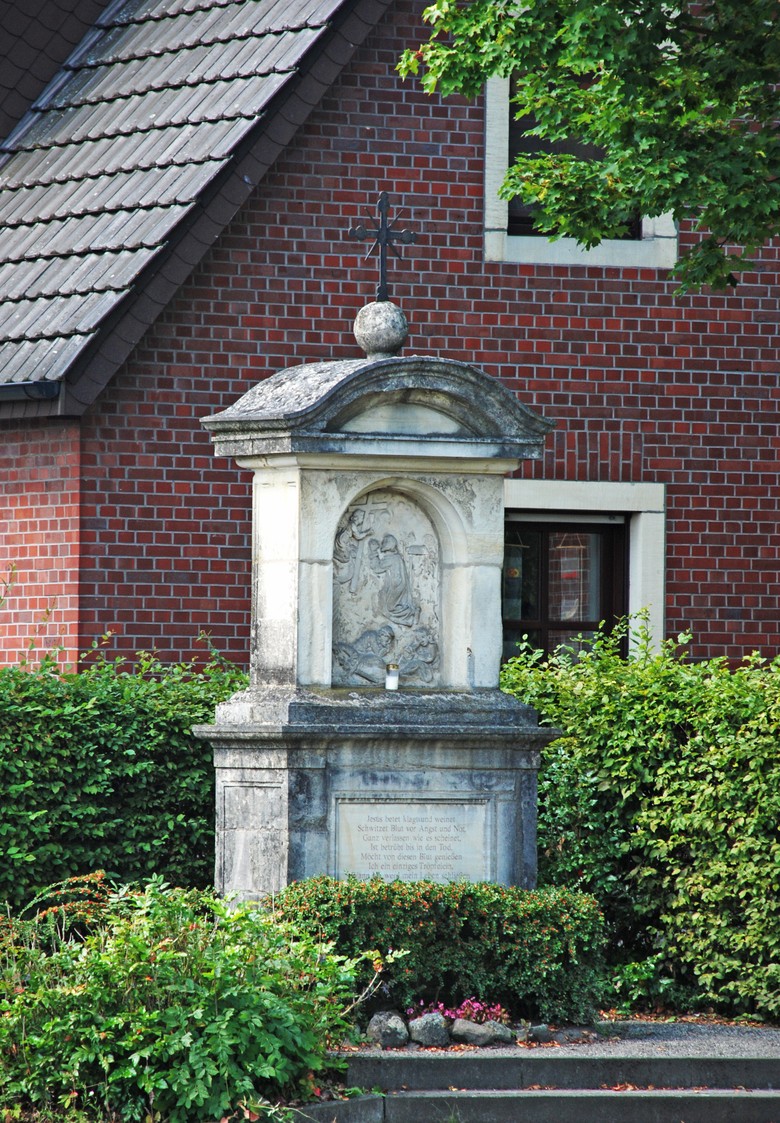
[501,619,780,1018]
[0,650,245,908]
[271,875,606,1024]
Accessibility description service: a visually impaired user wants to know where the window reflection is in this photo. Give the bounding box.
[503,530,540,620]
[548,629,598,655]
[502,520,626,658]
[549,533,602,622]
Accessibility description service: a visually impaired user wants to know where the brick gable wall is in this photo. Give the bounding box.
[6,0,776,667]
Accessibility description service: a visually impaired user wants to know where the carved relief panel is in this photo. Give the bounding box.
[332,489,440,687]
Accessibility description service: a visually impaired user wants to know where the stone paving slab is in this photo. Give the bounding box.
[290,1095,383,1122]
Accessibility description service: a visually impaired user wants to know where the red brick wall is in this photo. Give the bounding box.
[75,0,780,664]
[0,421,81,667]
[77,360,255,667]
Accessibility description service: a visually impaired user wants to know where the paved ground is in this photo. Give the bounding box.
[350,1017,780,1059]
[560,1018,780,1058]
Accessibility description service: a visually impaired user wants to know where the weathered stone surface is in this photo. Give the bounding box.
[197,716,547,895]
[450,1019,517,1047]
[366,1011,409,1049]
[489,1021,518,1045]
[208,684,543,732]
[202,355,554,458]
[353,301,408,358]
[408,1013,451,1047]
[332,490,441,688]
[529,1024,555,1044]
[337,799,489,882]
[196,348,555,899]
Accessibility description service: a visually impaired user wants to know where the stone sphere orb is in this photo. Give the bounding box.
[354,301,408,358]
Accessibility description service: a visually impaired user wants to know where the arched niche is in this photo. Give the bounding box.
[331,487,442,688]
[326,474,492,689]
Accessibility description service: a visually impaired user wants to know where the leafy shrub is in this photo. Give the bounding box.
[0,648,246,908]
[501,618,780,1018]
[0,875,356,1122]
[271,876,606,1024]
[610,953,689,1015]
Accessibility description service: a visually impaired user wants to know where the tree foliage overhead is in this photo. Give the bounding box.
[399,0,780,292]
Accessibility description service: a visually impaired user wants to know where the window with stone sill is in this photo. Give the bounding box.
[502,480,666,660]
[485,76,677,269]
[502,516,627,660]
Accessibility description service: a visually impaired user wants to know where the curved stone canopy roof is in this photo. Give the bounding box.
[202,352,554,459]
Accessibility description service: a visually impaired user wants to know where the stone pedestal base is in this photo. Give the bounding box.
[194,688,553,899]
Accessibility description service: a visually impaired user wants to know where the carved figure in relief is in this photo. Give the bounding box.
[333,624,395,685]
[368,534,418,627]
[413,534,439,585]
[332,490,440,687]
[333,509,372,589]
[398,625,439,683]
[333,498,390,593]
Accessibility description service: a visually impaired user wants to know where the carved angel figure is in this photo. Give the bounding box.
[334,508,372,589]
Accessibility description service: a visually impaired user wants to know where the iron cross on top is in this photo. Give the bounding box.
[348,192,417,302]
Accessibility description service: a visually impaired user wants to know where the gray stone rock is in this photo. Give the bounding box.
[451,1020,485,1046]
[529,1024,554,1044]
[450,1019,517,1047]
[408,1012,451,1047]
[353,300,408,358]
[486,1020,517,1045]
[366,1011,409,1049]
[554,1027,593,1045]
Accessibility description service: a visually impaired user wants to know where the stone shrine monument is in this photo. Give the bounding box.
[195,298,555,899]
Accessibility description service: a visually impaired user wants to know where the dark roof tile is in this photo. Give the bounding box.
[0,334,96,382]
[0,247,156,300]
[1,289,119,342]
[2,115,246,188]
[0,0,393,408]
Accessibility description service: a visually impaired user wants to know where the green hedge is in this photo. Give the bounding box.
[0,650,245,908]
[501,619,780,1018]
[271,876,606,1024]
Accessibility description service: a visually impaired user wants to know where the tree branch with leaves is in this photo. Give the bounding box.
[399,0,780,292]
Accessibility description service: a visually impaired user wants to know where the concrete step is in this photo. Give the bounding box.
[299,1087,780,1123]
[346,1051,780,1091]
[296,1053,780,1122]
[382,1087,780,1123]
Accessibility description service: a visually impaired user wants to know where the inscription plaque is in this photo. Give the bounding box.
[336,800,490,882]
